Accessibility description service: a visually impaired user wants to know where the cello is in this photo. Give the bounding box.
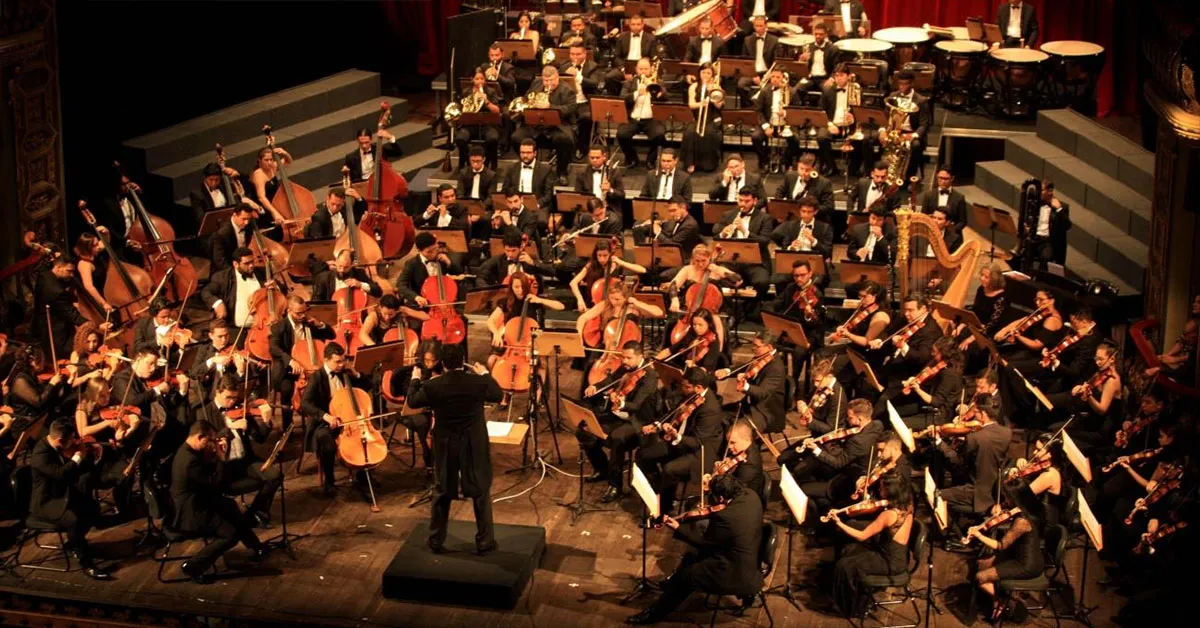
[290,319,328,410]
[379,313,420,404]
[670,244,724,345]
[78,202,154,329]
[332,170,375,356]
[587,302,641,385]
[263,126,318,239]
[419,245,466,345]
[331,371,388,512]
[116,163,198,302]
[359,101,415,259]
[491,292,538,392]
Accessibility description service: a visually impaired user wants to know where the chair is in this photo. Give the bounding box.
[704,522,777,627]
[11,466,72,573]
[758,473,774,510]
[858,519,927,628]
[996,524,1067,628]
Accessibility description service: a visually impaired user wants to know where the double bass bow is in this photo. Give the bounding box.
[359,102,415,259]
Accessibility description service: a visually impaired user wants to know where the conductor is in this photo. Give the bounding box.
[407,344,504,555]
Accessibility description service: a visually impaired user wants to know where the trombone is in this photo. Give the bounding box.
[694,62,724,137]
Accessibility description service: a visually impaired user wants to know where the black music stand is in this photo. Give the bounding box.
[652,359,685,389]
[535,331,584,438]
[262,422,306,558]
[721,108,762,143]
[287,237,337,271]
[765,466,807,611]
[198,208,238,236]
[522,109,563,132]
[554,396,615,524]
[622,462,663,603]
[590,98,628,148]
[847,349,883,392]
[416,228,468,254]
[837,261,890,290]
[971,202,1017,262]
[762,311,810,351]
[465,286,507,314]
[654,103,694,137]
[774,251,826,278]
[702,201,736,226]
[354,339,412,452]
[1067,489,1103,627]
[766,198,802,223]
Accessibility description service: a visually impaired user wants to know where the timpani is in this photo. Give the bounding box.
[873,26,933,68]
[777,33,815,59]
[988,47,1049,117]
[654,0,739,59]
[834,37,894,62]
[1040,40,1106,109]
[935,39,988,107]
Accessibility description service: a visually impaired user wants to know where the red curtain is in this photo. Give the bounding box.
[390,0,464,78]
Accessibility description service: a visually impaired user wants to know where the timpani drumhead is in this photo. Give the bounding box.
[778,34,816,47]
[1040,40,1105,57]
[656,0,722,36]
[835,38,894,53]
[990,48,1050,63]
[936,40,988,54]
[872,27,932,45]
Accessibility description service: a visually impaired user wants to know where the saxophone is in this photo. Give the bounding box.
[880,96,920,187]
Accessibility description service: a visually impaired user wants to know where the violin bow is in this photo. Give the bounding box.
[45,305,58,370]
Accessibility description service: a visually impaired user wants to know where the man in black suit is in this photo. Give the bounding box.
[771,195,834,259]
[453,73,504,170]
[32,258,87,361]
[300,342,374,497]
[846,205,897,264]
[476,232,556,287]
[771,259,827,363]
[573,145,626,213]
[870,293,944,377]
[98,173,145,265]
[200,375,280,528]
[343,127,400,183]
[917,167,967,230]
[618,58,669,170]
[627,474,763,625]
[113,347,189,421]
[636,368,727,515]
[776,154,835,221]
[847,162,901,213]
[312,248,382,302]
[714,187,774,304]
[797,22,837,91]
[876,71,932,182]
[750,68,800,172]
[481,43,518,102]
[738,15,779,104]
[30,420,111,580]
[823,0,869,39]
[457,147,498,241]
[560,43,604,158]
[188,320,249,395]
[1000,306,1101,420]
[269,296,336,431]
[407,343,503,554]
[171,421,267,583]
[415,184,470,236]
[817,65,863,176]
[605,13,656,94]
[777,398,882,503]
[936,399,1011,522]
[510,66,577,182]
[708,154,764,204]
[210,202,259,272]
[579,341,660,502]
[684,17,726,64]
[996,0,1038,48]
[397,232,465,309]
[717,331,787,433]
[633,196,702,280]
[912,207,964,260]
[714,421,766,500]
[202,247,271,337]
[639,149,693,201]
[876,335,962,428]
[502,138,556,233]
[132,299,182,357]
[188,162,242,249]
[1022,179,1071,270]
[306,187,364,240]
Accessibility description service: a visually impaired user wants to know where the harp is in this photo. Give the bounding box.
[894,209,982,333]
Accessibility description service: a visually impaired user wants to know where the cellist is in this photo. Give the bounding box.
[300,343,374,499]
[485,272,564,410]
[311,248,380,302]
[269,296,336,431]
[397,232,464,318]
[665,243,739,308]
[569,238,646,312]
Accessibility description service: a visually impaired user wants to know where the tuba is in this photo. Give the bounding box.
[880,96,920,187]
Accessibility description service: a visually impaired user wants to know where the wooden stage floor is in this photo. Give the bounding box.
[0,331,1120,628]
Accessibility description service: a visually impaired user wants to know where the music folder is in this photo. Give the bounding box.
[415,228,467,253]
[562,396,605,440]
[633,245,682,270]
[773,250,825,277]
[761,311,809,351]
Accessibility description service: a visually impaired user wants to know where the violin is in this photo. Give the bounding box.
[783,280,820,322]
[829,302,879,342]
[914,420,984,440]
[98,404,141,427]
[587,302,641,385]
[806,425,863,448]
[607,366,647,408]
[652,391,704,442]
[1102,446,1164,473]
[1125,466,1183,525]
[688,331,717,367]
[883,313,928,362]
[1115,412,1159,449]
[705,449,748,492]
[63,436,106,461]
[79,202,154,324]
[653,503,727,528]
[962,506,1022,544]
[1074,363,1115,402]
[116,162,198,302]
[1134,520,1189,555]
[797,378,836,426]
[358,102,415,259]
[902,360,946,395]
[491,293,539,392]
[740,348,775,383]
[822,499,891,522]
[263,127,318,239]
[1007,457,1052,481]
[331,372,388,511]
[670,244,725,346]
[997,305,1049,344]
[1041,326,1088,368]
[852,458,899,501]
[419,246,467,345]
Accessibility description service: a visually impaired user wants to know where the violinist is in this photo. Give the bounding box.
[5,345,69,420]
[169,421,269,584]
[305,187,364,240]
[636,367,726,516]
[312,248,381,302]
[33,256,88,361]
[845,204,897,263]
[626,475,763,626]
[795,353,846,435]
[203,247,273,338]
[715,331,786,434]
[132,299,188,361]
[875,336,963,429]
[501,140,554,235]
[112,347,190,419]
[704,420,764,499]
[933,398,1010,523]
[75,377,140,513]
[967,481,1045,623]
[189,320,249,395]
[67,324,118,390]
[1145,316,1198,381]
[655,308,724,373]
[200,375,280,528]
[569,239,645,312]
[486,272,564,409]
[30,419,112,580]
[1000,305,1100,420]
[579,341,659,503]
[771,259,826,366]
[1045,340,1122,453]
[869,293,943,385]
[1096,423,1180,530]
[1108,388,1165,457]
[457,148,498,231]
[400,339,442,481]
[300,343,373,498]
[344,126,400,183]
[268,295,337,430]
[851,436,912,504]
[632,197,702,280]
[476,232,555,287]
[960,368,1006,425]
[993,288,1062,361]
[1007,433,1069,528]
[249,144,295,227]
[778,398,881,499]
[73,231,117,322]
[210,202,260,272]
[398,232,464,311]
[830,476,913,619]
[828,280,890,355]
[713,186,775,309]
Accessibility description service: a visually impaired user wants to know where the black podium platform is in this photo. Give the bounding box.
[381,520,546,609]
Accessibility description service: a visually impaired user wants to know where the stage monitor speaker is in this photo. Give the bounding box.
[446,6,503,91]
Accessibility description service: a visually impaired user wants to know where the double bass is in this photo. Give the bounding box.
[335,167,384,276]
[419,246,466,345]
[358,102,415,259]
[670,245,724,345]
[379,312,420,404]
[290,320,329,410]
[331,371,388,512]
[115,163,198,302]
[263,126,318,239]
[245,224,288,363]
[79,202,154,327]
[214,143,245,206]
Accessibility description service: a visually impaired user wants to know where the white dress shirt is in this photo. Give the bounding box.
[1036,204,1052,237]
[628,33,643,60]
[468,169,484,199]
[336,273,373,296]
[632,86,654,120]
[209,187,226,209]
[833,88,848,125]
[360,149,375,178]
[754,37,767,73]
[657,171,675,200]
[591,169,604,199]
[233,270,261,327]
[572,65,588,104]
[1007,5,1022,38]
[119,197,136,236]
[796,222,815,251]
[841,3,853,33]
[519,162,535,194]
[938,188,950,207]
[811,46,826,76]
[725,176,743,202]
[864,183,884,209]
[436,209,453,228]
[734,210,753,238]
[791,176,808,199]
[699,39,713,64]
[330,208,346,238]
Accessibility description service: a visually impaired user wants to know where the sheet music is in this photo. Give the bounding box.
[486,421,514,438]
[888,401,916,452]
[779,466,809,525]
[1061,431,1093,483]
[632,463,660,519]
[1077,488,1103,551]
[924,467,948,531]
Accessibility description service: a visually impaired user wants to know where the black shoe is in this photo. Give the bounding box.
[82,564,113,581]
[584,472,606,483]
[180,560,212,584]
[943,539,973,553]
[251,511,272,529]
[476,540,499,555]
[600,486,622,503]
[626,609,663,625]
[427,539,444,554]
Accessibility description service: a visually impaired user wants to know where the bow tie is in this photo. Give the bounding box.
[239,272,254,281]
[837,87,846,92]
[472,170,483,175]
[873,185,884,192]
[939,190,950,195]
[522,164,534,170]
[337,272,351,281]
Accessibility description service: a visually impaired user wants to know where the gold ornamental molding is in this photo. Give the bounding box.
[1145,82,1200,142]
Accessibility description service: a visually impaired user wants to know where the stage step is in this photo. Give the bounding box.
[124,70,382,172]
[1036,109,1154,199]
[974,160,1147,290]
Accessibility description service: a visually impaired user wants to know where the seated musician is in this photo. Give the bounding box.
[170,421,268,584]
[604,13,655,95]
[268,295,337,430]
[481,43,518,103]
[249,144,294,227]
[1006,433,1069,527]
[714,187,775,308]
[827,280,890,389]
[633,196,702,282]
[776,154,835,221]
[1000,305,1100,422]
[301,342,374,498]
[501,139,555,235]
[823,0,869,39]
[417,183,470,235]
[626,474,763,625]
[636,367,726,516]
[344,126,399,184]
[830,476,913,619]
[876,336,964,429]
[851,436,913,505]
[639,149,693,201]
[111,347,190,422]
[477,232,555,287]
[1046,340,1123,453]
[73,232,118,325]
[847,162,901,214]
[770,196,833,293]
[201,375,281,529]
[573,145,626,216]
[312,248,381,302]
[657,308,725,373]
[210,202,260,272]
[994,288,1063,363]
[1021,180,1071,270]
[560,43,603,159]
[1145,316,1198,381]
[957,263,1011,374]
[996,0,1039,49]
[452,70,504,171]
[868,293,945,387]
[401,339,443,486]
[397,232,464,311]
[968,481,1044,623]
[617,58,668,170]
[797,23,836,92]
[796,353,845,435]
[457,147,497,225]
[817,64,862,177]
[574,195,625,237]
[190,161,240,216]
[709,420,766,501]
[189,320,250,397]
[750,67,799,172]
[715,331,787,433]
[132,298,187,362]
[1096,421,1181,534]
[960,368,1006,425]
[486,273,565,409]
[577,281,664,383]
[559,14,597,48]
[98,173,145,266]
[932,398,1011,526]
[493,191,543,243]
[778,398,882,502]
[34,257,88,363]
[737,16,779,106]
[306,187,363,239]
[510,11,541,50]
[877,71,931,182]
[67,324,116,390]
[846,205,897,263]
[665,241,740,296]
[578,341,660,503]
[357,294,426,374]
[203,247,273,339]
[913,208,964,261]
[681,63,724,174]
[31,419,112,580]
[75,377,141,514]
[569,238,646,312]
[684,17,725,65]
[708,154,764,204]
[919,166,968,230]
[510,65,577,183]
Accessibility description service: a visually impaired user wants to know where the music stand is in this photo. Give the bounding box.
[633,290,668,319]
[721,109,762,140]
[287,237,337,270]
[460,199,486,219]
[718,57,759,81]
[631,199,667,223]
[766,199,801,223]
[837,261,889,288]
[1061,431,1093,484]
[262,421,307,558]
[846,211,870,230]
[465,286,507,314]
[622,463,662,602]
[589,98,628,148]
[652,359,684,389]
[555,191,593,215]
[198,208,237,236]
[535,331,585,433]
[712,238,762,267]
[457,111,502,127]
[703,201,736,225]
[555,396,614,523]
[1071,490,1103,626]
[777,59,810,80]
[487,421,529,446]
[930,300,983,336]
[305,302,338,329]
[847,349,883,392]
[765,467,806,611]
[887,400,916,453]
[572,233,612,259]
[982,23,1003,47]
[654,103,694,136]
[633,245,682,270]
[774,251,825,277]
[971,203,1018,261]
[416,228,468,254]
[493,40,535,63]
[762,311,810,350]
[522,108,563,130]
[787,108,828,137]
[851,106,886,131]
[919,466,949,626]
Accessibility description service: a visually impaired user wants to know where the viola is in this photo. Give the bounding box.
[117,163,198,302]
[829,301,879,342]
[1126,467,1183,525]
[79,202,154,325]
[903,360,946,395]
[706,449,748,492]
[1135,520,1189,555]
[263,127,318,239]
[822,499,891,522]
[608,367,648,408]
[587,303,641,385]
[1074,365,1114,400]
[670,244,725,346]
[1115,412,1159,449]
[852,458,899,500]
[1041,326,1088,368]
[653,503,727,528]
[963,506,1022,544]
[492,293,539,392]
[358,102,415,259]
[331,372,388,511]
[419,249,467,345]
[1102,446,1164,473]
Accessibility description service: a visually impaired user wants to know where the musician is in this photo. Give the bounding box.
[1007,433,1069,527]
[617,58,668,170]
[875,336,963,429]
[5,346,68,427]
[828,279,890,360]
[449,70,504,171]
[33,256,88,361]
[300,343,373,497]
[579,341,660,502]
[626,474,763,625]
[269,296,336,430]
[1001,305,1099,420]
[935,398,1011,520]
[98,172,146,264]
[578,275,663,340]
[639,150,693,201]
[457,147,498,231]
[958,263,1010,373]
[397,340,442,480]
[968,481,1044,622]
[750,68,799,171]
[681,63,724,174]
[777,398,882,495]
[510,66,577,183]
[633,196,703,277]
[398,233,464,309]
[716,331,786,433]
[604,13,655,95]
[189,164,241,247]
[636,367,726,516]
[994,288,1063,361]
[852,436,912,503]
[817,65,861,177]
[305,188,357,240]
[1046,340,1123,453]
[846,205,896,264]
[776,154,835,221]
[189,320,249,393]
[1146,316,1199,382]
[481,43,518,102]
[560,43,603,158]
[30,419,112,580]
[823,0,869,39]
[132,299,187,360]
[657,308,725,373]
[830,476,913,619]
[714,187,775,307]
[1022,180,1071,270]
[708,154,763,204]
[912,208,964,260]
[477,232,555,287]
[772,261,828,368]
[67,324,118,389]
[797,23,836,91]
[713,420,765,498]
[848,162,901,214]
[502,139,556,232]
[249,145,294,227]
[574,195,625,237]
[1096,422,1180,528]
[877,71,932,181]
[869,293,944,383]
[738,15,779,104]
[203,247,270,338]
[73,232,116,322]
[568,239,642,310]
[919,167,968,230]
[684,18,726,64]
[573,145,626,213]
[112,347,190,422]
[559,15,596,48]
[486,272,564,409]
[416,184,470,237]
[206,202,258,272]
[771,195,834,261]
[960,368,1006,425]
[201,375,281,528]
[170,421,268,584]
[996,0,1039,49]
[74,377,139,512]
[510,11,541,50]
[344,126,400,183]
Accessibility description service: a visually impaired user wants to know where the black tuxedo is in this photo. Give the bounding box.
[170,440,263,571]
[577,364,660,489]
[199,400,281,517]
[502,160,556,214]
[846,221,897,263]
[456,167,498,203]
[305,200,366,240]
[639,169,693,201]
[939,422,1012,513]
[30,438,101,561]
[912,226,964,258]
[476,253,555,287]
[187,341,228,392]
[776,171,836,220]
[771,219,834,259]
[750,83,802,167]
[575,210,624,236]
[558,29,597,49]
[210,219,251,272]
[452,86,504,169]
[201,266,268,327]
[510,80,578,177]
[816,81,864,173]
[268,315,336,427]
[996,1,1038,47]
[189,185,228,214]
[478,60,517,100]
[822,0,868,36]
[343,141,403,183]
[396,255,463,305]
[743,353,788,433]
[772,281,828,355]
[312,267,380,302]
[715,207,775,261]
[414,202,469,232]
[300,366,373,488]
[848,178,901,213]
[617,76,669,167]
[708,173,764,205]
[559,59,603,100]
[920,187,969,230]
[32,270,86,360]
[616,31,655,62]
[886,316,945,380]
[881,90,932,146]
[1022,201,1071,268]
[572,166,626,209]
[636,390,727,513]
[742,32,780,69]
[779,419,883,494]
[684,35,726,63]
[800,39,839,80]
